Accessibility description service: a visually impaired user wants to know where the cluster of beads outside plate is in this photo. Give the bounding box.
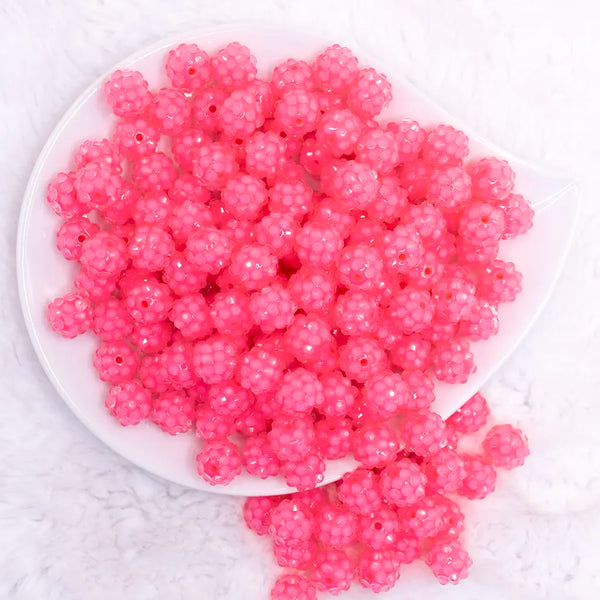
[247,391,528,598]
[44,40,534,599]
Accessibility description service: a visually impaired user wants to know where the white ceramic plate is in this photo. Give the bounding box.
[17,25,579,496]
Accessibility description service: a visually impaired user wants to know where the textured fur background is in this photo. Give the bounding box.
[1,1,599,598]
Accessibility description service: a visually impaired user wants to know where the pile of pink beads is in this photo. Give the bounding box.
[45,41,534,597]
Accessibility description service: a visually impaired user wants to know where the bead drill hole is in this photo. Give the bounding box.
[141,300,149,308]
[398,252,406,261]
[208,104,217,113]
[187,66,196,76]
[115,356,123,364]
[374,522,382,530]
[135,133,144,142]
[481,216,489,223]
[77,235,86,243]
[359,358,368,367]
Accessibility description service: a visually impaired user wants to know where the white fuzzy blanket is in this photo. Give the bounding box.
[2,1,600,598]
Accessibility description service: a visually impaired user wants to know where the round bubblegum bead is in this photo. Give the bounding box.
[151,391,195,435]
[47,292,92,338]
[338,245,383,291]
[335,290,380,337]
[105,380,152,426]
[426,540,472,585]
[210,289,253,337]
[192,336,238,385]
[196,439,242,486]
[362,371,410,419]
[237,347,284,395]
[482,424,530,469]
[353,422,400,468]
[275,367,324,415]
[338,468,382,516]
[311,548,354,594]
[268,414,315,461]
[249,284,296,334]
[356,548,401,593]
[339,337,387,383]
[271,574,317,600]
[379,459,426,507]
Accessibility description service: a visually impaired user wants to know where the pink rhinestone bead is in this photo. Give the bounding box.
[47,171,85,218]
[56,216,99,261]
[103,69,150,118]
[356,548,401,593]
[426,540,472,585]
[195,405,235,440]
[243,496,278,536]
[457,454,497,499]
[124,277,173,325]
[446,392,490,434]
[245,130,286,179]
[196,439,242,486]
[431,338,476,384]
[242,433,280,479]
[112,117,159,159]
[192,142,239,190]
[386,120,426,163]
[165,43,211,89]
[271,574,317,600]
[318,371,357,418]
[275,367,323,415]
[353,422,400,468]
[314,416,352,460]
[47,291,92,338]
[357,506,400,550]
[339,337,387,383]
[131,152,177,193]
[228,244,278,291]
[482,424,530,469]
[362,371,410,419]
[273,538,317,570]
[211,42,257,90]
[390,334,431,371]
[92,298,133,342]
[284,313,335,366]
[470,157,515,202]
[422,124,469,166]
[347,67,392,119]
[192,336,238,385]
[280,451,326,491]
[368,175,408,224]
[288,267,337,314]
[210,289,253,337]
[105,380,152,426]
[94,340,138,386]
[401,370,436,411]
[400,410,448,457]
[338,468,382,515]
[151,391,195,435]
[268,414,315,461]
[379,459,426,507]
[313,44,359,94]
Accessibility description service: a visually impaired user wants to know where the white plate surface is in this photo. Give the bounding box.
[17,25,579,496]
